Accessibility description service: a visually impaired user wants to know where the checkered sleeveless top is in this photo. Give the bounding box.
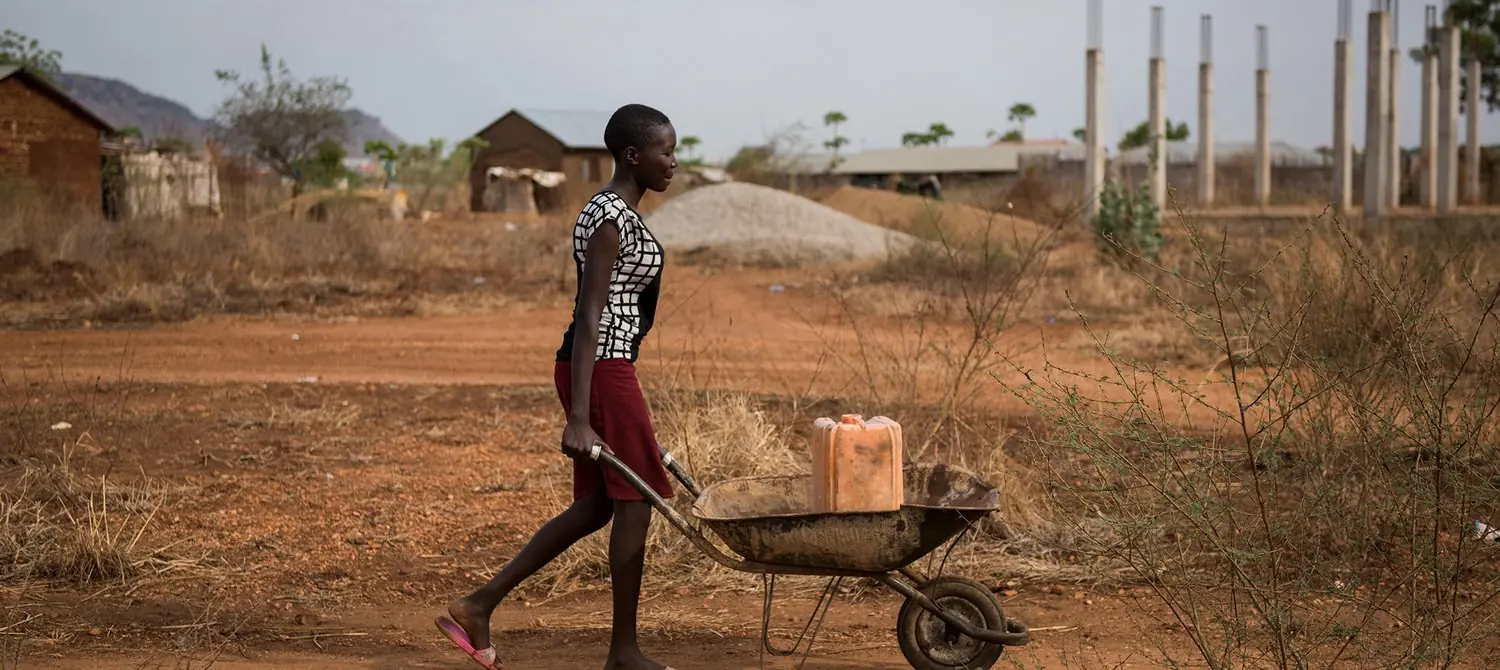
[555,191,664,363]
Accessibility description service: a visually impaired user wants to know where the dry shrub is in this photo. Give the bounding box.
[0,449,175,586]
[1006,210,1500,668]
[0,199,571,326]
[826,200,1054,418]
[524,389,802,596]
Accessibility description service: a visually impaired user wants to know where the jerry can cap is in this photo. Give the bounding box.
[840,414,863,424]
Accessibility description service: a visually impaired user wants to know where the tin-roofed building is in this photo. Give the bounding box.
[468,108,616,212]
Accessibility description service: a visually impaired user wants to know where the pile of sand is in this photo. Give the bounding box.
[645,183,916,264]
[816,186,1047,247]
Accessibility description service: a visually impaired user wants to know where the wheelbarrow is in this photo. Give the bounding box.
[589,444,1031,670]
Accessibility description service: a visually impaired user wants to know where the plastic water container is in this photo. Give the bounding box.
[810,414,904,513]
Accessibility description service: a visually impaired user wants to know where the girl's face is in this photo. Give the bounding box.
[629,124,678,192]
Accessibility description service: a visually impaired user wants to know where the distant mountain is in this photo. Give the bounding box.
[52,72,403,157]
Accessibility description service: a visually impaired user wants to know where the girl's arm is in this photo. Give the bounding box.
[560,221,621,458]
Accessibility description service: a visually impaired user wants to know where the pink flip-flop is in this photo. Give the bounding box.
[435,616,500,669]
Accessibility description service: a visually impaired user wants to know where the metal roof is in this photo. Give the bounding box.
[0,66,117,132]
[832,146,1031,175]
[510,109,613,150]
[1059,140,1330,167]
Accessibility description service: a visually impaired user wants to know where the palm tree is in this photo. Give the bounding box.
[678,136,701,161]
[823,110,850,162]
[1007,103,1037,138]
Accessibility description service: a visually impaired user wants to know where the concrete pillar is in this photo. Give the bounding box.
[1198,15,1214,209]
[1387,47,1402,209]
[1466,58,1482,205]
[1334,39,1353,214]
[1085,48,1105,219]
[1149,57,1166,208]
[1364,10,1390,219]
[1437,24,1460,212]
[1420,27,1438,209]
[1199,62,1215,208]
[1255,68,1271,207]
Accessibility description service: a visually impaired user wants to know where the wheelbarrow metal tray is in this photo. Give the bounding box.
[688,463,1000,573]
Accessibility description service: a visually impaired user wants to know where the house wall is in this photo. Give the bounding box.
[0,76,105,213]
[560,149,613,209]
[470,113,565,212]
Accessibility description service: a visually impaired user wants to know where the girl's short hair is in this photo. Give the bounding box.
[604,104,672,159]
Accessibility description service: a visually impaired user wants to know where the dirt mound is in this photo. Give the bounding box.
[816,186,1047,247]
[644,183,916,264]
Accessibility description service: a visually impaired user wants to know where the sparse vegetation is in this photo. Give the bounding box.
[1093,180,1165,262]
[0,29,61,81]
[213,45,352,194]
[1005,200,1500,667]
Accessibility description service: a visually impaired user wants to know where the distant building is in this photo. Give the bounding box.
[988,138,1076,150]
[0,65,117,214]
[468,109,615,212]
[1052,139,1330,167]
[831,144,1062,189]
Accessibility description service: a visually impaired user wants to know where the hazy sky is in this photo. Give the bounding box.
[11,0,1500,161]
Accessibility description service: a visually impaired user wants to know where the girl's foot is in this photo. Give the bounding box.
[447,596,494,650]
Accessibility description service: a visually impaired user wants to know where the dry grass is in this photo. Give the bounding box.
[1001,201,1500,667]
[0,193,572,327]
[523,389,804,596]
[0,447,194,588]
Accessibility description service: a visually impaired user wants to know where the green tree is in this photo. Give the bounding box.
[0,29,62,82]
[901,131,935,147]
[1073,127,1087,142]
[1118,118,1190,152]
[391,136,489,213]
[999,129,1024,142]
[213,44,351,195]
[927,122,954,147]
[1007,103,1037,138]
[364,140,398,188]
[299,139,351,189]
[823,110,850,163]
[678,135,701,163]
[1409,0,1500,112]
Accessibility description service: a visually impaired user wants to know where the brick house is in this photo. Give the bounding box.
[0,66,117,213]
[468,109,614,213]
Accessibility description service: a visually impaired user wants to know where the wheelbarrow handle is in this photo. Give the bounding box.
[656,446,703,498]
[587,446,742,561]
[586,445,702,498]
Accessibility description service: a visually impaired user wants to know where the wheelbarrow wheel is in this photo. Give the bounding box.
[896,576,1005,670]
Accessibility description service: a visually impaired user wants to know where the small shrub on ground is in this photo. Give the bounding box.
[0,450,174,586]
[1093,180,1164,263]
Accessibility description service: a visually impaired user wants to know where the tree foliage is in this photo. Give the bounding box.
[0,29,61,82]
[1118,118,1190,152]
[379,136,488,212]
[901,122,955,147]
[1007,103,1037,137]
[677,135,703,166]
[213,44,352,188]
[823,110,850,163]
[1410,0,1500,112]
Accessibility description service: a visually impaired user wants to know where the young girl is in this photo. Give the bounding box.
[436,104,679,670]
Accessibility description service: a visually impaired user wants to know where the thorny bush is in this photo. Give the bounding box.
[1004,210,1500,668]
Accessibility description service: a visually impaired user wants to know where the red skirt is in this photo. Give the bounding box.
[554,359,675,502]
